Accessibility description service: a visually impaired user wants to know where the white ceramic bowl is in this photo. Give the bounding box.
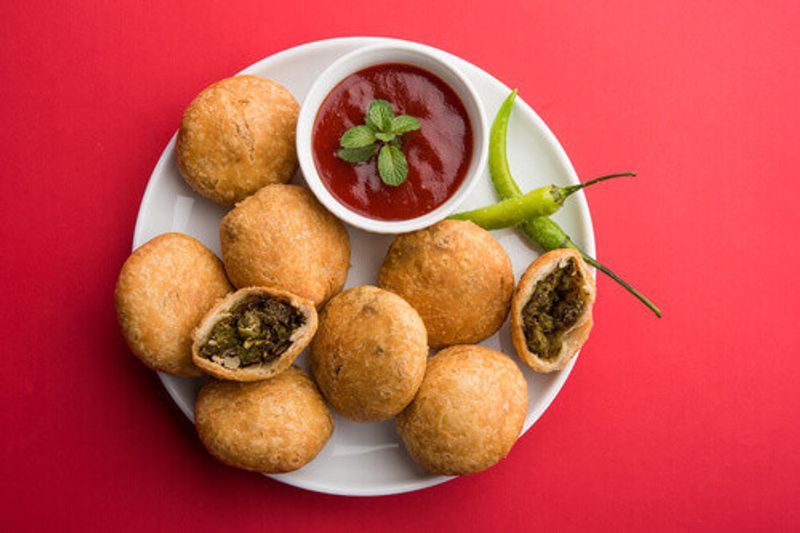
[296,42,488,234]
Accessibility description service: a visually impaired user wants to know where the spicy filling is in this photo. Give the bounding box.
[522,258,589,359]
[200,296,305,370]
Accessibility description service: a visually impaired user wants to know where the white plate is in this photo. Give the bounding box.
[133,37,594,497]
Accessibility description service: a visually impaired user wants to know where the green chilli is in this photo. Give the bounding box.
[481,89,661,318]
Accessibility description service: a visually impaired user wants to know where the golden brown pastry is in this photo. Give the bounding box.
[378,220,514,348]
[396,345,528,475]
[115,233,232,376]
[192,287,317,382]
[220,184,350,308]
[510,248,595,373]
[195,367,333,473]
[310,286,428,422]
[176,75,299,205]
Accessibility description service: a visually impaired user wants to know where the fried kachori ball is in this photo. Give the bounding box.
[220,184,351,308]
[310,286,428,423]
[396,345,528,475]
[176,75,299,205]
[378,220,514,348]
[115,233,232,376]
[195,366,334,473]
[192,287,318,382]
[511,248,595,373]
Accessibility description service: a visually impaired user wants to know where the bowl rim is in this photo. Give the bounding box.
[296,41,488,234]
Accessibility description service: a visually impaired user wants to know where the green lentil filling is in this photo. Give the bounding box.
[522,258,589,359]
[200,295,305,369]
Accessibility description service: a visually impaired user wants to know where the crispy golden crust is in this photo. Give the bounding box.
[115,233,232,376]
[310,286,428,423]
[510,249,596,373]
[195,367,333,473]
[378,220,514,349]
[396,345,528,475]
[220,184,350,308]
[176,75,299,205]
[192,287,318,382]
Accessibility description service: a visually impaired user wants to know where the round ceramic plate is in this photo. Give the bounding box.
[133,37,594,496]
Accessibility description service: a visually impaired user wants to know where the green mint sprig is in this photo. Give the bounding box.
[336,99,421,187]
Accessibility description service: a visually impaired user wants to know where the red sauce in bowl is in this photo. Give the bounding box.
[312,63,473,221]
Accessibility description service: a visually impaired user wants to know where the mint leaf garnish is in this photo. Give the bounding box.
[335,99,418,187]
[377,144,408,186]
[366,99,395,132]
[337,144,378,163]
[340,125,376,148]
[391,115,421,134]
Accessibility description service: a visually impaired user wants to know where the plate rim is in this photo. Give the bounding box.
[133,36,595,497]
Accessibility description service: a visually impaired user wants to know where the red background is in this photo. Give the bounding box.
[2,1,798,531]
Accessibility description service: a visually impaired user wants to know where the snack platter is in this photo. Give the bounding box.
[130,37,595,496]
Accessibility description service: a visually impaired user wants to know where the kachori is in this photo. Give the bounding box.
[396,345,528,475]
[176,75,299,205]
[115,233,232,376]
[510,249,595,373]
[195,367,333,473]
[378,220,514,348]
[310,286,427,422]
[192,286,317,382]
[220,184,351,308]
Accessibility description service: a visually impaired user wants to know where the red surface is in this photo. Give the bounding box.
[313,63,472,220]
[2,1,798,531]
